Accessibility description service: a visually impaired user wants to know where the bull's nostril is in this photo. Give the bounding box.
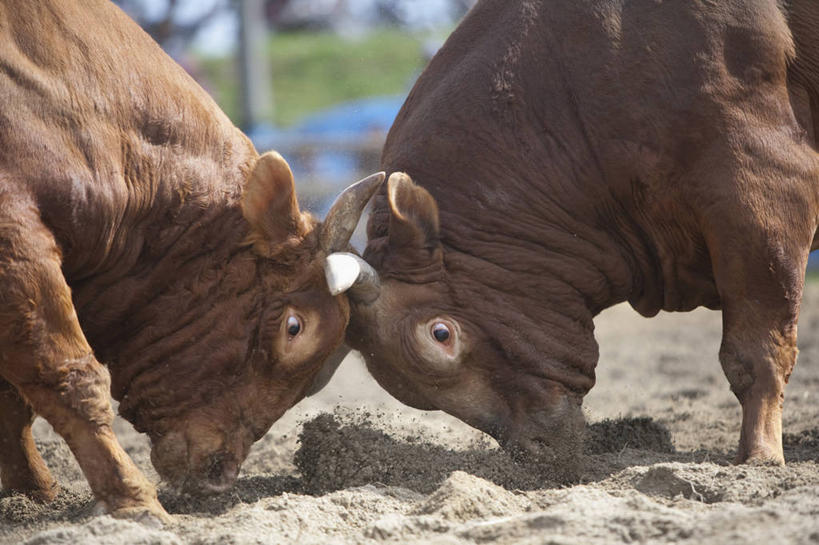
[207,456,226,482]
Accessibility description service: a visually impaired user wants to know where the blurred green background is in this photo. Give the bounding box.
[113,0,472,212]
[115,0,467,128]
[201,28,430,127]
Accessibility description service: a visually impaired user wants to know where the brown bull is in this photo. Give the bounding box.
[336,0,819,478]
[0,0,382,521]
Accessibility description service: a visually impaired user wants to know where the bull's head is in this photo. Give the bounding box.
[119,151,383,493]
[337,172,595,481]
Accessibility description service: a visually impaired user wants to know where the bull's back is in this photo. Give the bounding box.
[0,0,255,280]
[382,0,815,314]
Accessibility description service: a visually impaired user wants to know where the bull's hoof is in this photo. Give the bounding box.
[734,446,785,466]
[106,501,173,527]
[2,480,60,503]
[28,481,60,503]
[735,453,785,466]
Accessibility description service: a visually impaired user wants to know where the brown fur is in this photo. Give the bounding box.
[348,0,819,477]
[0,0,351,521]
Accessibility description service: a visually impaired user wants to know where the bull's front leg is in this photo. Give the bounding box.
[15,354,170,519]
[0,201,169,522]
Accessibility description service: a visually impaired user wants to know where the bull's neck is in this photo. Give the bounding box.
[450,214,633,317]
[69,197,256,375]
[459,199,639,392]
[374,168,638,315]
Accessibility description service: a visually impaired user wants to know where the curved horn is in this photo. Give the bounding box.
[324,252,381,304]
[319,172,385,253]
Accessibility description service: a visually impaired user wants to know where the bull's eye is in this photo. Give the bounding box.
[286,315,302,338]
[431,322,451,343]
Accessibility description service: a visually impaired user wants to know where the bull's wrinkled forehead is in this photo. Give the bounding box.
[359,247,444,289]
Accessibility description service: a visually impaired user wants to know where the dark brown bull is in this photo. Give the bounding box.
[338,0,819,478]
[0,0,382,521]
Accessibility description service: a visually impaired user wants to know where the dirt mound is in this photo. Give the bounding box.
[410,471,531,521]
[362,473,534,542]
[22,516,180,545]
[294,412,676,494]
[158,475,301,515]
[0,486,93,526]
[585,417,674,455]
[601,461,819,504]
[295,412,553,494]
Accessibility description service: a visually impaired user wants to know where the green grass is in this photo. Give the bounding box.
[198,28,438,128]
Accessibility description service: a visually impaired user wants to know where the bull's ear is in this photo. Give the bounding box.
[387,172,440,250]
[242,151,309,244]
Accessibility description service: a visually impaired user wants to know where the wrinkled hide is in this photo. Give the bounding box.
[348,0,819,479]
[0,0,378,522]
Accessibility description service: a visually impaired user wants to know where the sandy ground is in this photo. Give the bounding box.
[2,283,819,544]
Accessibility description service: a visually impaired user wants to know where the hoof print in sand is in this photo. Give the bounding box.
[633,466,708,501]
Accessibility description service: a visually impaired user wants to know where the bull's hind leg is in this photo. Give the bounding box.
[715,268,803,464]
[703,143,818,464]
[0,377,58,500]
[0,198,168,521]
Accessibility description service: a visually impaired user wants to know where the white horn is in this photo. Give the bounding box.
[324,252,381,303]
[325,253,360,295]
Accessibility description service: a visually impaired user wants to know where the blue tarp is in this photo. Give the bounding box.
[296,95,403,135]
